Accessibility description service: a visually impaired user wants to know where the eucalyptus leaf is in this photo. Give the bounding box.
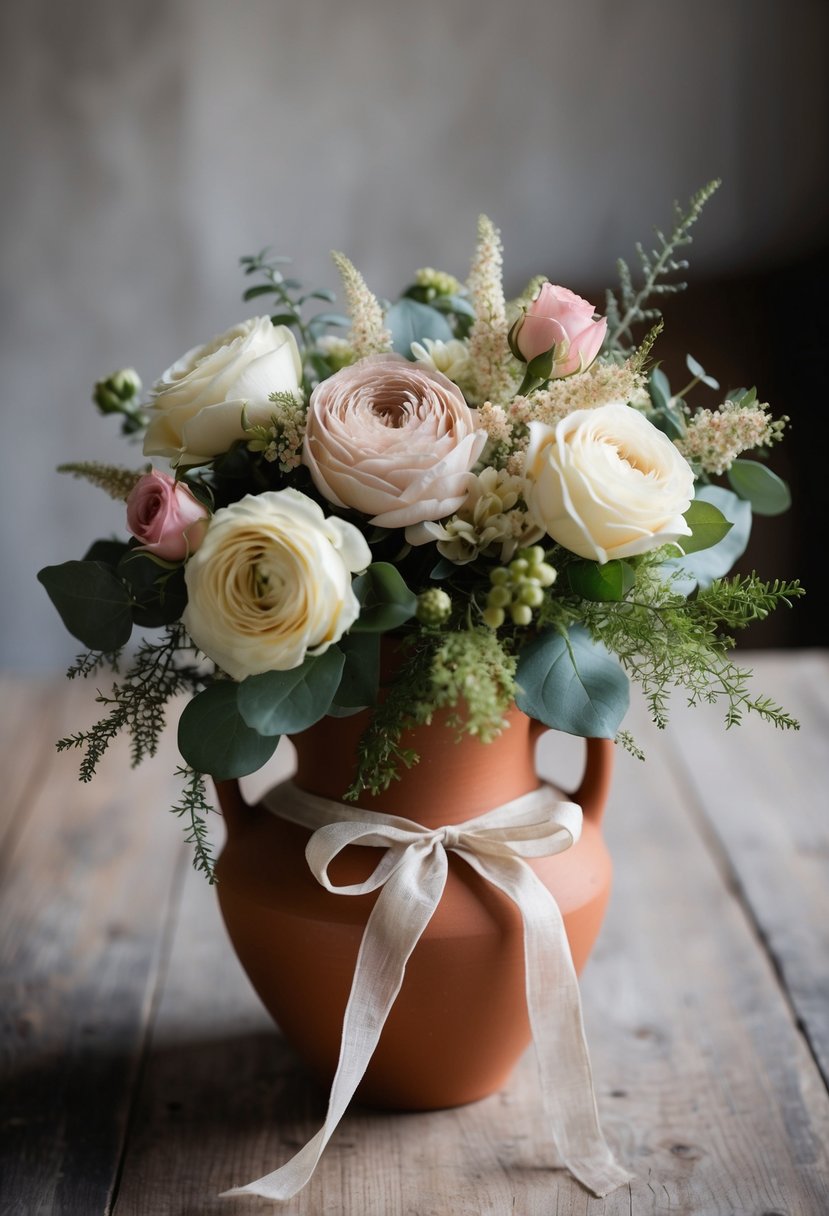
[334,633,381,708]
[178,683,279,779]
[117,551,187,627]
[660,485,752,592]
[649,367,671,412]
[237,648,345,735]
[386,298,454,359]
[432,293,476,319]
[83,539,131,567]
[686,353,719,389]
[679,500,733,555]
[568,560,635,602]
[351,563,418,632]
[728,459,791,516]
[38,560,133,651]
[515,627,629,739]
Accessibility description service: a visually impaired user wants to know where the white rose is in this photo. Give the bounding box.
[144,317,302,466]
[523,403,695,563]
[182,489,370,679]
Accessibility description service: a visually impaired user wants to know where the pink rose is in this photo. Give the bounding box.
[126,471,209,560]
[510,283,607,378]
[302,355,487,529]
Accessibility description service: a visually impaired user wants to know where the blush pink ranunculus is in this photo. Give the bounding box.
[511,283,607,378]
[126,470,209,560]
[302,355,487,529]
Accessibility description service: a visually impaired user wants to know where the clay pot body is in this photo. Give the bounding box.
[214,707,614,1111]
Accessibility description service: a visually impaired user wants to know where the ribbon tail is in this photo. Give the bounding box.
[222,845,448,1201]
[463,851,632,1198]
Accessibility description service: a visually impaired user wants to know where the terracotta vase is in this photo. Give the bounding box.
[214,707,614,1112]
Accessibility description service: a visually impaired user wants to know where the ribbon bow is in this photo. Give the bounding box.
[223,780,631,1201]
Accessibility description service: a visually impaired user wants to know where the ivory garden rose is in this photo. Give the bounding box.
[144,316,302,466]
[302,355,487,528]
[510,283,607,378]
[523,403,695,562]
[182,489,371,679]
[125,470,209,560]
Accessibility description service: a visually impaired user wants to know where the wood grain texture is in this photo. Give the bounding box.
[2,658,828,1215]
[0,680,188,1216]
[662,650,829,1089]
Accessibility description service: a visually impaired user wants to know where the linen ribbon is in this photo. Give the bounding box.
[222,779,632,1201]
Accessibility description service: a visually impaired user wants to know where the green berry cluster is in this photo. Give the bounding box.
[482,546,556,629]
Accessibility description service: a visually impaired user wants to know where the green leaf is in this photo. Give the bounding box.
[237,648,345,736]
[351,562,418,632]
[270,312,300,327]
[686,353,719,389]
[178,683,278,779]
[728,459,791,516]
[649,367,671,412]
[242,284,277,301]
[333,633,381,708]
[680,500,733,555]
[432,293,476,319]
[660,485,752,592]
[568,560,635,602]
[515,626,629,739]
[83,539,131,567]
[386,298,454,359]
[38,561,133,651]
[117,551,187,627]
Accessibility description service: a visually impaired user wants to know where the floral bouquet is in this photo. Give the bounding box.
[40,181,801,878]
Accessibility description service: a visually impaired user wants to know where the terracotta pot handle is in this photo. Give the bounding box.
[214,778,251,838]
[570,737,615,826]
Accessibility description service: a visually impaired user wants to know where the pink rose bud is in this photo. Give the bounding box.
[126,471,209,561]
[509,283,607,378]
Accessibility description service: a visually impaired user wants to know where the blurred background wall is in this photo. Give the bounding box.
[2,0,826,670]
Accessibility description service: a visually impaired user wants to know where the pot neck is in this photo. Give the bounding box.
[291,707,544,828]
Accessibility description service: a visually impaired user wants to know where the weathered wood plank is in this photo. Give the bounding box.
[661,649,829,1093]
[0,682,189,1216]
[112,690,829,1214]
[0,676,66,847]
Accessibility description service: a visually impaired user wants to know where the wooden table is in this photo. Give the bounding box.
[2,652,828,1215]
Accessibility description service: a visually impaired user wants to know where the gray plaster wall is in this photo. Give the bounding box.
[2,0,827,670]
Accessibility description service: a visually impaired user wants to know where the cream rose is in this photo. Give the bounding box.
[302,354,487,529]
[182,489,370,679]
[144,317,302,466]
[523,403,695,562]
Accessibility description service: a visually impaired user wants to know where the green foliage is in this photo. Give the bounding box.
[117,551,188,627]
[345,629,517,801]
[571,562,803,732]
[514,626,630,738]
[728,459,792,516]
[605,180,721,353]
[385,298,454,358]
[680,500,733,555]
[237,648,345,736]
[57,624,204,779]
[38,561,133,651]
[567,560,635,602]
[333,633,381,709]
[351,563,418,632]
[171,766,217,882]
[178,682,280,779]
